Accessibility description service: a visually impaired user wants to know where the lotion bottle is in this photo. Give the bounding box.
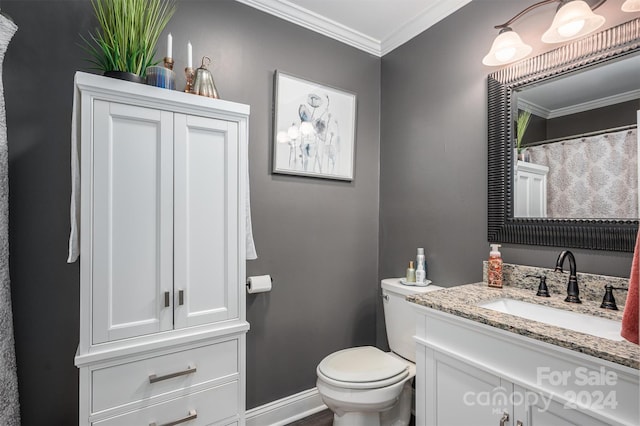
[406,261,416,283]
[488,244,503,288]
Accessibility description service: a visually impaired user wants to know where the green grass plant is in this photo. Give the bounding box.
[516,110,532,154]
[83,0,176,77]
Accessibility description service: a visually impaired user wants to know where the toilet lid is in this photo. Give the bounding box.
[318,346,408,383]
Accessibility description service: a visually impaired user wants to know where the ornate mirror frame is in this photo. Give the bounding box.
[488,18,640,252]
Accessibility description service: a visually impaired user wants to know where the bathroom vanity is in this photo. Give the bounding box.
[456,16,640,426]
[409,269,639,426]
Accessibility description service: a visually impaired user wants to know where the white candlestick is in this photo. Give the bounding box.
[187,41,193,68]
[167,33,172,58]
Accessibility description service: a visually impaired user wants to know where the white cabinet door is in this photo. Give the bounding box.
[427,351,513,426]
[92,100,174,344]
[514,161,548,218]
[173,114,239,329]
[514,385,611,426]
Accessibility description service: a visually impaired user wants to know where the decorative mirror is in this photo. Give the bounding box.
[488,18,640,252]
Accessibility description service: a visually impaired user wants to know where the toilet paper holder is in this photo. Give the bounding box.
[246,275,273,294]
[246,276,273,287]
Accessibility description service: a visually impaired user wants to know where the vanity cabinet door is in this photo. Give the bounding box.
[513,385,611,426]
[424,349,514,426]
[173,114,240,329]
[91,101,174,344]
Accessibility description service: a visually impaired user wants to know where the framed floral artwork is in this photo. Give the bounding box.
[273,71,357,181]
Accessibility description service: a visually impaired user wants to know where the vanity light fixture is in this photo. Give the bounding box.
[482,28,533,66]
[483,0,607,66]
[541,0,605,42]
[622,0,640,12]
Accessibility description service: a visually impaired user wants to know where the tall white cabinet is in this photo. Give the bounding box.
[514,160,548,218]
[73,72,250,426]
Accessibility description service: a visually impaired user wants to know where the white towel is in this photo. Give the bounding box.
[245,168,257,260]
[67,80,257,263]
[67,82,80,263]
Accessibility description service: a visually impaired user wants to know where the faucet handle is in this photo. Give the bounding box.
[600,284,628,310]
[526,274,550,297]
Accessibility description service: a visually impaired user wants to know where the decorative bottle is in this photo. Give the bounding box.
[406,261,416,283]
[416,248,426,284]
[488,244,503,288]
[416,247,427,284]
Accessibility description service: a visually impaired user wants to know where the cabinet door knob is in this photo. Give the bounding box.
[149,409,197,426]
[164,291,170,308]
[516,421,523,426]
[499,412,509,426]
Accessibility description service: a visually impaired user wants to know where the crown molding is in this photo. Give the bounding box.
[234,0,381,55]
[234,0,470,57]
[380,0,472,56]
[518,89,640,119]
[546,89,640,119]
[517,98,551,119]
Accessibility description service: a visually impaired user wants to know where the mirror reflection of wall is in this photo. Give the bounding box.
[513,53,640,220]
[521,100,637,145]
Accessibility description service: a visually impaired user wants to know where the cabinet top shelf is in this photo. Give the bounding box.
[75,71,250,118]
[515,160,549,173]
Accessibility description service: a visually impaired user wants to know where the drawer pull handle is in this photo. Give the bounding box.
[164,291,170,308]
[149,365,197,384]
[499,412,509,426]
[149,409,197,426]
[179,289,184,306]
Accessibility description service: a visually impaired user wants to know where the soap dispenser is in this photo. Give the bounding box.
[488,244,503,288]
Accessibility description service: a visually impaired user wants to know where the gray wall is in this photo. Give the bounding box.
[546,99,639,139]
[523,100,639,145]
[4,0,638,423]
[378,0,636,345]
[3,1,380,423]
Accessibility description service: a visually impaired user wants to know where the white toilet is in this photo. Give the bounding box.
[316,278,442,426]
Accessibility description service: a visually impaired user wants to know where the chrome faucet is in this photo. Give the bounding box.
[554,250,581,303]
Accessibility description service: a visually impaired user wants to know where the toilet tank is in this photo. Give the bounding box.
[381,278,442,362]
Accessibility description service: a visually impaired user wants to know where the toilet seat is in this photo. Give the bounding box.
[317,346,410,390]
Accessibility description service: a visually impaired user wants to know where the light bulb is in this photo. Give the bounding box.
[557,19,585,37]
[622,0,640,12]
[495,47,517,62]
[542,1,605,43]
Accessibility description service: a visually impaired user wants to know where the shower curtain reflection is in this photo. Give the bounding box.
[527,128,638,219]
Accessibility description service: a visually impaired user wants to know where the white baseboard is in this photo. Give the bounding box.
[245,387,328,426]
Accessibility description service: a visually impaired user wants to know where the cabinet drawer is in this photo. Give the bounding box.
[92,340,238,413]
[93,381,238,426]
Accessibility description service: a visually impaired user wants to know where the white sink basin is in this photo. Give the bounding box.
[478,298,624,341]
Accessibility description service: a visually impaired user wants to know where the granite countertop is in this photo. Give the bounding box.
[407,281,639,369]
